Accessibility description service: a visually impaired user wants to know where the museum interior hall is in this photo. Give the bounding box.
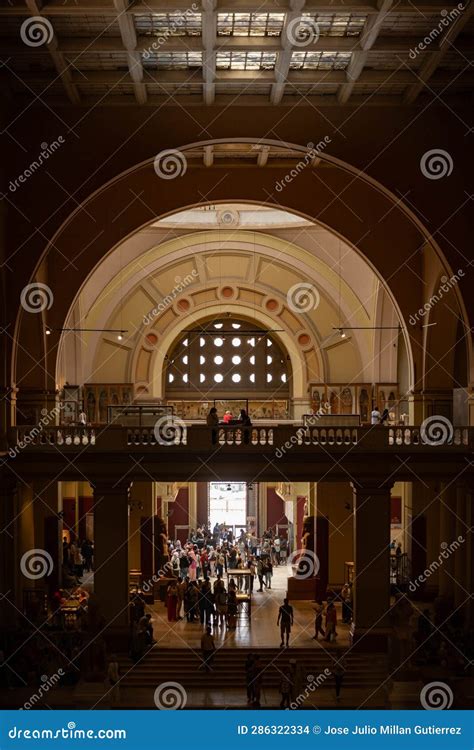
[0,0,473,713]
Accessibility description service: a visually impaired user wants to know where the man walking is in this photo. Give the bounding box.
[277,597,294,648]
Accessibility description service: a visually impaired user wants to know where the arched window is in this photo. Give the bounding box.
[165,319,290,397]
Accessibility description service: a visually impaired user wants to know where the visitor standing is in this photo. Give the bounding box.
[371,405,381,424]
[277,597,294,648]
[257,558,266,592]
[312,602,326,640]
[200,626,216,672]
[325,602,337,641]
[333,657,346,701]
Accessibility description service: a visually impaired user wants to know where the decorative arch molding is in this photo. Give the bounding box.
[75,230,370,388]
[12,138,472,403]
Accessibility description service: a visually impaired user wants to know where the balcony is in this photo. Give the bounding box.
[7,423,474,452]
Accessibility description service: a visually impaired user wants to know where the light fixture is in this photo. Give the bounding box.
[117,333,123,341]
[339,328,346,339]
[226,483,232,491]
[332,326,400,331]
[45,327,128,335]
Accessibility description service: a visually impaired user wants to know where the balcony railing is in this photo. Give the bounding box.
[7,423,474,453]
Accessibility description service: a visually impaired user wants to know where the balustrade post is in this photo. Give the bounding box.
[350,480,393,650]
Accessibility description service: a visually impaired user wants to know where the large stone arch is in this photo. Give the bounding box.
[11,139,472,418]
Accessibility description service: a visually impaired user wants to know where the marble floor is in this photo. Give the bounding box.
[147,564,351,650]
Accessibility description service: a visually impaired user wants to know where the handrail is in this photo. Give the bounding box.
[6,423,474,452]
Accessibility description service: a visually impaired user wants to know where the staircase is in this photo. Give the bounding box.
[118,646,389,694]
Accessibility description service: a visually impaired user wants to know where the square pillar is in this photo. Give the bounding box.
[0,477,17,630]
[351,481,392,650]
[93,482,131,641]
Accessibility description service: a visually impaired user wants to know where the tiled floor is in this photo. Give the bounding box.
[148,564,351,650]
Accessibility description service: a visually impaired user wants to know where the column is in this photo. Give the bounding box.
[33,480,61,594]
[93,481,131,639]
[351,481,392,649]
[438,483,456,600]
[0,477,17,629]
[453,482,469,610]
[463,480,474,628]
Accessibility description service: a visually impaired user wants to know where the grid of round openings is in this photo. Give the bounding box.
[165,319,290,394]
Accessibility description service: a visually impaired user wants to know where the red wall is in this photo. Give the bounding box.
[168,487,189,541]
[196,483,208,527]
[266,487,288,532]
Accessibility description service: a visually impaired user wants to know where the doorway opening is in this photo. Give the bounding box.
[208,482,247,537]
